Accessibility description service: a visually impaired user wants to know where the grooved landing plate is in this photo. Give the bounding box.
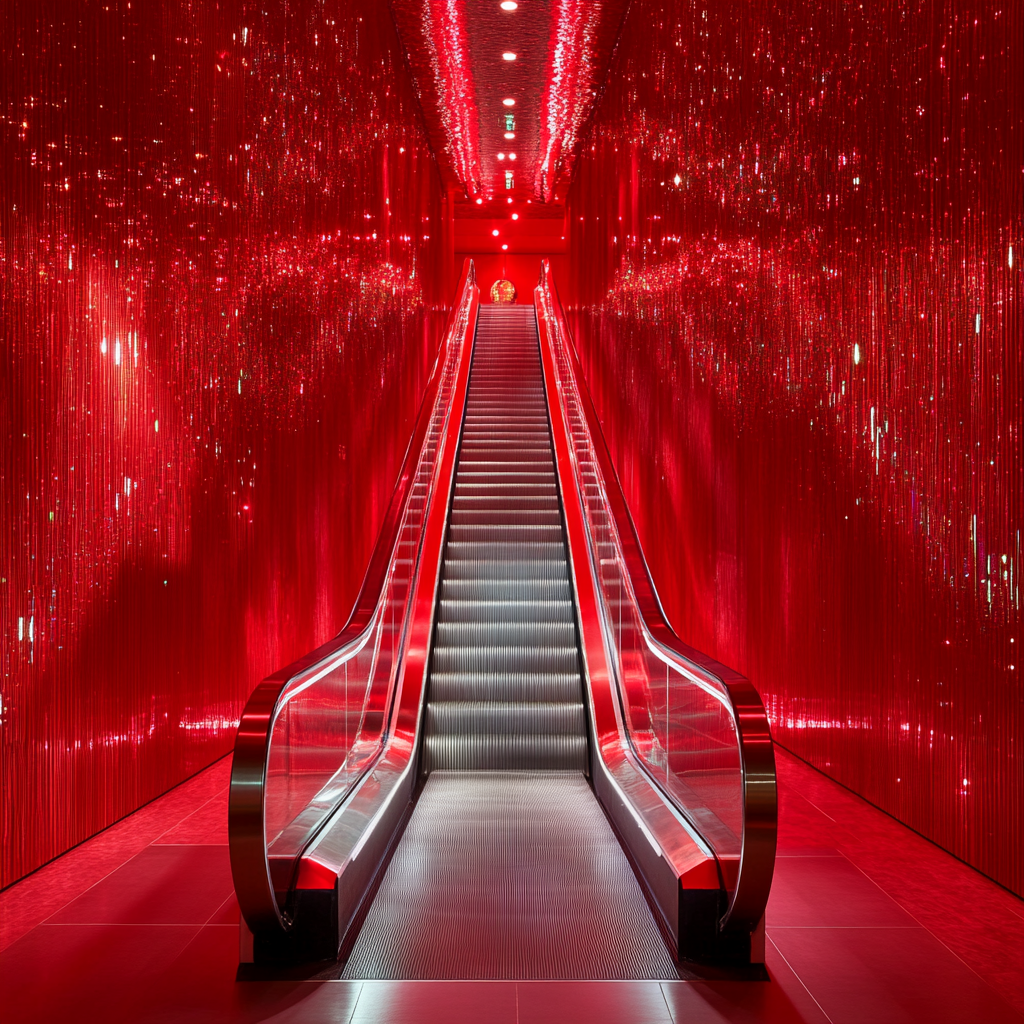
[340,772,679,979]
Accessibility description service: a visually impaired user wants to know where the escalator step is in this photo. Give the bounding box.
[422,306,587,774]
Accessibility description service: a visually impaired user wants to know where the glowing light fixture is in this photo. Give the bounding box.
[503,98,516,107]
[502,51,517,61]
[476,198,483,205]
[497,152,506,161]
[500,1,518,8]
[505,170,514,188]
[508,153,517,161]
[511,213,519,220]
[504,132,516,140]
[492,229,500,236]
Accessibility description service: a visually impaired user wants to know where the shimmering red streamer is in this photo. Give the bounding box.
[429,0,485,198]
[0,0,446,889]
[567,0,1022,892]
[536,0,603,202]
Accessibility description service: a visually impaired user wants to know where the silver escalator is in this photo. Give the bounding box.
[229,262,776,978]
[341,305,675,978]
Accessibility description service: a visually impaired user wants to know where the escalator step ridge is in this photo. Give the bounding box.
[421,305,588,774]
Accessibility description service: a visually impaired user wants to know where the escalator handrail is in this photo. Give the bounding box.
[228,260,478,936]
[536,259,777,934]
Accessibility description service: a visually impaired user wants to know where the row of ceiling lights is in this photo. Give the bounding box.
[500,1,517,202]
[474,0,522,244]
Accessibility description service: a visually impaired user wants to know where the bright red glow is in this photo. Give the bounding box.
[536,0,627,202]
[392,0,485,199]
[0,0,446,890]
[567,0,1022,894]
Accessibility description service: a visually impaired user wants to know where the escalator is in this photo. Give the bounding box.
[229,261,777,979]
[341,304,675,979]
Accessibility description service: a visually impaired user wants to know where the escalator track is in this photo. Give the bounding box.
[340,305,676,979]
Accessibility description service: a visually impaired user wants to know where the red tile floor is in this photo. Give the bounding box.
[1,748,1021,1023]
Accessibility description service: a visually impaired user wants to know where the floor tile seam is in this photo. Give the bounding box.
[9,756,232,931]
[152,901,242,978]
[151,788,229,844]
[149,841,229,847]
[767,925,924,930]
[775,852,845,857]
[202,890,239,927]
[329,978,364,1023]
[791,791,837,823]
[658,980,679,1023]
[340,975,687,983]
[776,751,1024,919]
[36,921,207,928]
[36,842,163,927]
[839,849,1024,1003]
[765,934,836,1024]
[279,978,717,985]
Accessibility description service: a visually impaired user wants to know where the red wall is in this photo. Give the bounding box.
[0,0,446,888]
[567,0,1022,891]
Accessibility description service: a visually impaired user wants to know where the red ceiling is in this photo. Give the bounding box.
[391,0,626,218]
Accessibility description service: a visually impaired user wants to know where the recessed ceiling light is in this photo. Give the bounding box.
[502,51,517,61]
[476,198,483,205]
[501,244,509,250]
[507,197,513,204]
[504,132,515,140]
[502,98,516,107]
[492,229,500,237]
[511,213,519,220]
[497,152,506,161]
[508,153,517,161]
[500,1,518,9]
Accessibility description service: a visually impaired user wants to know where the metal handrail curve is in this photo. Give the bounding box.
[228,261,478,937]
[536,259,777,935]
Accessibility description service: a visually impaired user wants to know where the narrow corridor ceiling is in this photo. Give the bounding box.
[391,0,626,217]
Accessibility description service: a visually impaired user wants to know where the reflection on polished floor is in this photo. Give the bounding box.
[1,748,1020,1024]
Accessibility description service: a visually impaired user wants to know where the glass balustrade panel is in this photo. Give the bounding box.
[540,283,744,869]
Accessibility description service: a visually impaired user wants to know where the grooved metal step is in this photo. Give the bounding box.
[422,304,587,774]
[429,671,583,702]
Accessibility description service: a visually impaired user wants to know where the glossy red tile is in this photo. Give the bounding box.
[350,981,518,1024]
[49,845,233,926]
[768,856,918,928]
[155,790,229,846]
[0,923,202,1024]
[774,749,1024,1011]
[209,893,240,925]
[769,927,1022,1024]
[661,938,831,1024]
[124,922,354,1024]
[0,758,230,951]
